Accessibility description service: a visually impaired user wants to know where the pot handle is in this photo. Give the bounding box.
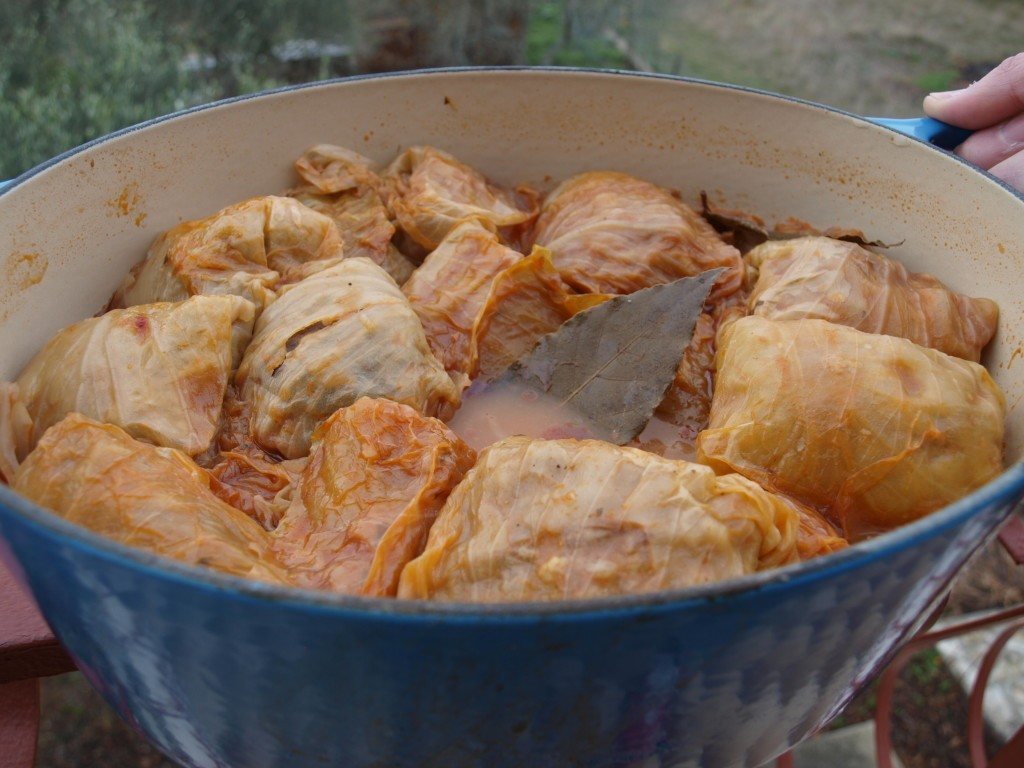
[865,116,972,152]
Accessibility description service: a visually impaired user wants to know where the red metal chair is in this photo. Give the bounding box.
[777,514,1024,768]
[0,562,74,767]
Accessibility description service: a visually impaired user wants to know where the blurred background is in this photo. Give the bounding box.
[4,2,1024,766]
[4,0,1024,179]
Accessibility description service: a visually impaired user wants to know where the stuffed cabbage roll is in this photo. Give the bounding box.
[288,144,416,284]
[14,295,254,457]
[289,187,415,285]
[530,171,744,297]
[0,383,31,483]
[397,437,802,602]
[403,219,521,382]
[402,219,577,386]
[471,247,578,381]
[115,196,345,311]
[795,503,849,560]
[746,237,999,361]
[651,298,747,448]
[696,316,1005,538]
[385,146,538,250]
[273,397,476,596]
[13,414,288,583]
[237,258,459,458]
[293,144,386,196]
[208,449,303,529]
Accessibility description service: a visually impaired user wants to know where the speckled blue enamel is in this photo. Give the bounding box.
[2,462,1022,768]
[1,72,1022,768]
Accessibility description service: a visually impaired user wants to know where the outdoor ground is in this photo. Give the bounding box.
[27,0,1024,765]
[832,540,1024,768]
[651,0,1023,116]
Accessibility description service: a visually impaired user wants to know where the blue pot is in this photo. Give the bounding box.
[1,69,1022,768]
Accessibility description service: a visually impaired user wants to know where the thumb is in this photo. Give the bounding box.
[924,53,1024,130]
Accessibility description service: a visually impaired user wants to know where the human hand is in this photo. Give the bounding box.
[924,54,1024,191]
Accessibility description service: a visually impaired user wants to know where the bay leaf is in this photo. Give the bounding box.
[819,226,903,249]
[700,192,770,254]
[493,268,723,444]
[702,194,901,252]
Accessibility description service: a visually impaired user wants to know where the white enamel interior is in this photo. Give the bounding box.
[1,70,1022,459]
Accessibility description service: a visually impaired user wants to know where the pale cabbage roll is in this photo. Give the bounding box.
[0,383,31,484]
[652,298,747,444]
[402,219,576,386]
[397,437,802,602]
[14,295,254,457]
[13,414,288,583]
[696,316,1005,538]
[747,237,999,361]
[273,397,476,596]
[385,146,538,250]
[403,219,520,381]
[208,448,303,529]
[236,258,460,459]
[795,503,849,560]
[293,144,386,196]
[288,144,416,284]
[115,196,345,311]
[471,247,578,381]
[530,171,744,296]
[290,188,415,285]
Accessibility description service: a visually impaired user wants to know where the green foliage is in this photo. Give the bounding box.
[0,0,192,177]
[525,0,630,68]
[525,1,562,63]
[906,648,944,686]
[0,0,634,179]
[915,69,960,93]
[0,0,354,178]
[550,40,628,68]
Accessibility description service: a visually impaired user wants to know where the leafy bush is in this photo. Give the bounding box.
[0,0,642,178]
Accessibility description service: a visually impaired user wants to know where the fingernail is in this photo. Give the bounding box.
[926,90,959,101]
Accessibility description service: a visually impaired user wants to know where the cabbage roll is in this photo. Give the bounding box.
[471,247,577,381]
[397,437,801,602]
[0,383,31,483]
[530,172,744,296]
[293,144,386,196]
[208,449,303,529]
[403,219,521,382]
[402,219,576,386]
[652,298,747,443]
[385,146,538,250]
[288,145,416,284]
[795,503,849,560]
[289,187,415,285]
[746,237,999,361]
[115,196,345,310]
[237,258,460,459]
[14,295,254,457]
[696,316,1005,538]
[273,397,476,596]
[13,414,288,583]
